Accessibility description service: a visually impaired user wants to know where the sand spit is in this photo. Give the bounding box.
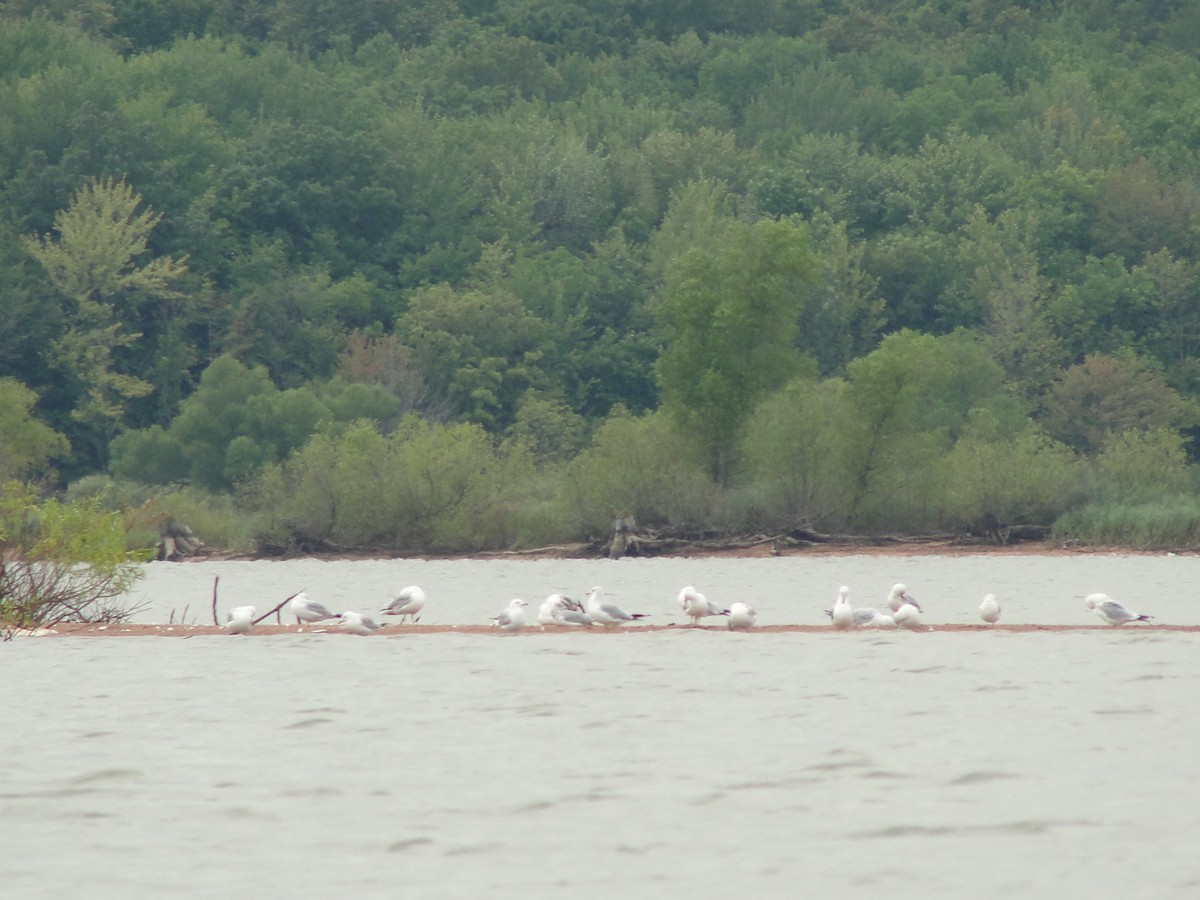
[20,622,1200,637]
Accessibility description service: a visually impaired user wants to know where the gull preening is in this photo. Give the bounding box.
[1085,593,1152,626]
[289,591,341,627]
[893,602,923,630]
[585,586,648,627]
[979,593,1001,625]
[493,598,528,632]
[341,611,384,635]
[727,601,757,631]
[537,593,593,627]
[831,585,854,630]
[887,583,922,613]
[382,585,426,624]
[226,605,256,635]
[677,586,729,626]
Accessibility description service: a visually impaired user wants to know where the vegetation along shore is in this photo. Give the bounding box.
[6,5,1200,634]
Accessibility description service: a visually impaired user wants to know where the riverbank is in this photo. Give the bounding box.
[190,536,1194,564]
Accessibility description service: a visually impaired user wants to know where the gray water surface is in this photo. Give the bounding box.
[4,555,1198,898]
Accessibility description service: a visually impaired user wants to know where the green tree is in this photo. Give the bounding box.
[24,176,188,467]
[656,217,817,484]
[1039,353,1192,453]
[0,379,70,483]
[739,373,842,530]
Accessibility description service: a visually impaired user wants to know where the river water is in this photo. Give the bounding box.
[4,554,1199,898]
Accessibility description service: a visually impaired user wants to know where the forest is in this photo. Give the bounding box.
[4,0,1200,555]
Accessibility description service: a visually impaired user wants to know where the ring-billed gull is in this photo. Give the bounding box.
[493,598,528,632]
[831,585,854,630]
[854,608,896,628]
[290,591,340,627]
[979,593,1001,625]
[887,583,922,613]
[893,602,922,630]
[538,593,573,627]
[677,586,729,626]
[552,607,595,627]
[1085,593,1152,626]
[585,587,648,627]
[727,601,757,631]
[341,611,384,635]
[381,586,426,624]
[226,605,256,635]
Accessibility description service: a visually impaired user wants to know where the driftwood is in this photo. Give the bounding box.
[157,518,204,561]
[253,590,303,627]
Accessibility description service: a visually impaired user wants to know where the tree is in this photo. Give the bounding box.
[24,176,188,467]
[1039,353,1192,454]
[0,379,70,483]
[656,217,817,484]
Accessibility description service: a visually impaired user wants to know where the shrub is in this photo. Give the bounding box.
[0,483,150,630]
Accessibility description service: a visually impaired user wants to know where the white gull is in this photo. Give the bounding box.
[1085,593,1152,626]
[226,605,256,635]
[585,587,648,627]
[678,586,729,626]
[381,585,426,624]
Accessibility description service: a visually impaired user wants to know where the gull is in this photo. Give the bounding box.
[887,583,922,613]
[381,586,426,624]
[893,602,923,630]
[678,586,729,626]
[341,611,384,635]
[831,585,854,630]
[727,601,757,631]
[493,598,528,632]
[979,593,1001,625]
[290,591,341,628]
[1085,593,1152,626]
[854,608,896,628]
[552,607,595,627]
[226,605,256,635]
[823,606,896,628]
[585,586,648,627]
[538,593,573,627]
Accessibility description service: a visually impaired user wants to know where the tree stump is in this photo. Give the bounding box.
[157,518,204,561]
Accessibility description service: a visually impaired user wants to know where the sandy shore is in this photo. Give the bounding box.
[23,622,1200,637]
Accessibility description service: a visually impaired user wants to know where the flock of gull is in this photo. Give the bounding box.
[221,582,1155,635]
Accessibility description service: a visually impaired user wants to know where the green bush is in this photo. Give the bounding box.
[559,410,729,536]
[250,417,537,553]
[0,482,149,629]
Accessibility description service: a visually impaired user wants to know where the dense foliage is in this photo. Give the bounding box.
[4,1,1200,551]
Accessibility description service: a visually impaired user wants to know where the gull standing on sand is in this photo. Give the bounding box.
[341,611,384,635]
[290,591,341,627]
[831,585,855,630]
[727,601,757,631]
[893,602,923,630]
[493,598,528,632]
[226,605,256,635]
[585,587,648,627]
[678,586,729,626]
[979,593,1001,625]
[887,583,923,614]
[1085,593,1153,626]
[381,586,426,624]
